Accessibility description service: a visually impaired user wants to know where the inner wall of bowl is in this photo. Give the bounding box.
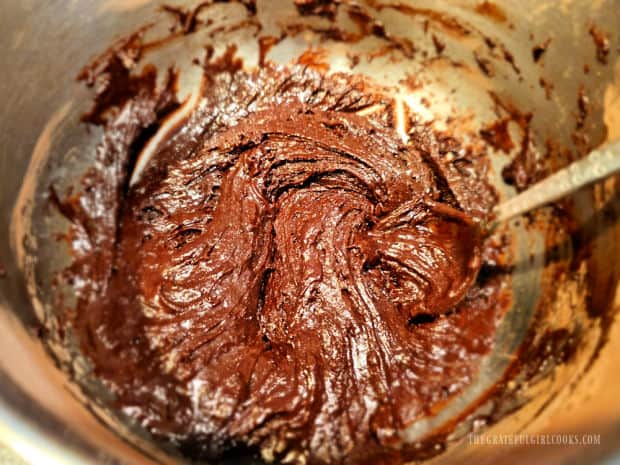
[1,1,620,464]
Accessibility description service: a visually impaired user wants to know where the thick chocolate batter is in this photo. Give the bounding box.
[55,40,507,465]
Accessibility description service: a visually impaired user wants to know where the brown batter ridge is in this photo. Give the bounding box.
[52,36,509,465]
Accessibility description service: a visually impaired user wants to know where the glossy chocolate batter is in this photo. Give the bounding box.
[55,41,507,465]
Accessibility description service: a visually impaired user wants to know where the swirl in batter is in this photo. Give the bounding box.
[59,59,503,465]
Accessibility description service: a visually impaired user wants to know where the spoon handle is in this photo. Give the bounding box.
[493,139,620,224]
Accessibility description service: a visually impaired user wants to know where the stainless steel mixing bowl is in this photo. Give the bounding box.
[1,1,619,464]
